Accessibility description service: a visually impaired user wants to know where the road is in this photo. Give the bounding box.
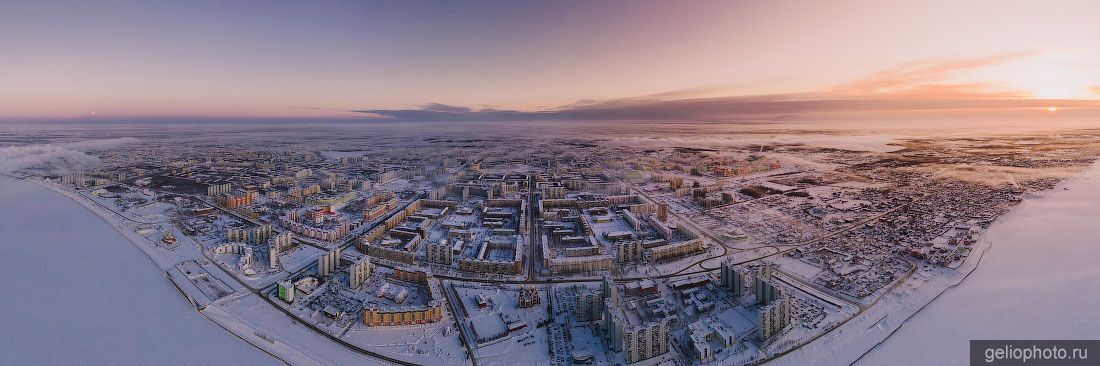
[55,168,929,366]
[526,173,539,281]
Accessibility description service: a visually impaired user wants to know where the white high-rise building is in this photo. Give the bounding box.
[758,296,792,341]
[318,248,342,277]
[350,257,373,289]
[269,232,294,270]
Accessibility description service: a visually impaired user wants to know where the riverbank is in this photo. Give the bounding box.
[854,159,1100,365]
[24,176,340,365]
[0,176,278,365]
[21,176,416,365]
[770,160,1100,365]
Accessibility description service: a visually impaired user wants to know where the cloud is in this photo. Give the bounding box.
[350,53,1100,122]
[59,137,140,150]
[419,103,473,113]
[828,52,1035,97]
[0,145,103,175]
[0,138,138,175]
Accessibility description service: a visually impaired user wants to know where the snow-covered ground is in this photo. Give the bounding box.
[0,176,277,365]
[767,160,1100,366]
[854,160,1100,365]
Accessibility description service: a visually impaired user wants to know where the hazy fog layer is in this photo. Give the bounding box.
[3,116,1098,150]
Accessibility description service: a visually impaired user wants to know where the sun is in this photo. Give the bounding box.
[1045,106,1059,112]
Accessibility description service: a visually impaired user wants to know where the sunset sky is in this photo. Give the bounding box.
[3,0,1100,121]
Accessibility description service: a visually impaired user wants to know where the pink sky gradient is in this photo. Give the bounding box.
[1,0,1098,121]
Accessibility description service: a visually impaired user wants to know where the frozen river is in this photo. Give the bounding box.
[0,176,277,365]
[856,161,1100,365]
